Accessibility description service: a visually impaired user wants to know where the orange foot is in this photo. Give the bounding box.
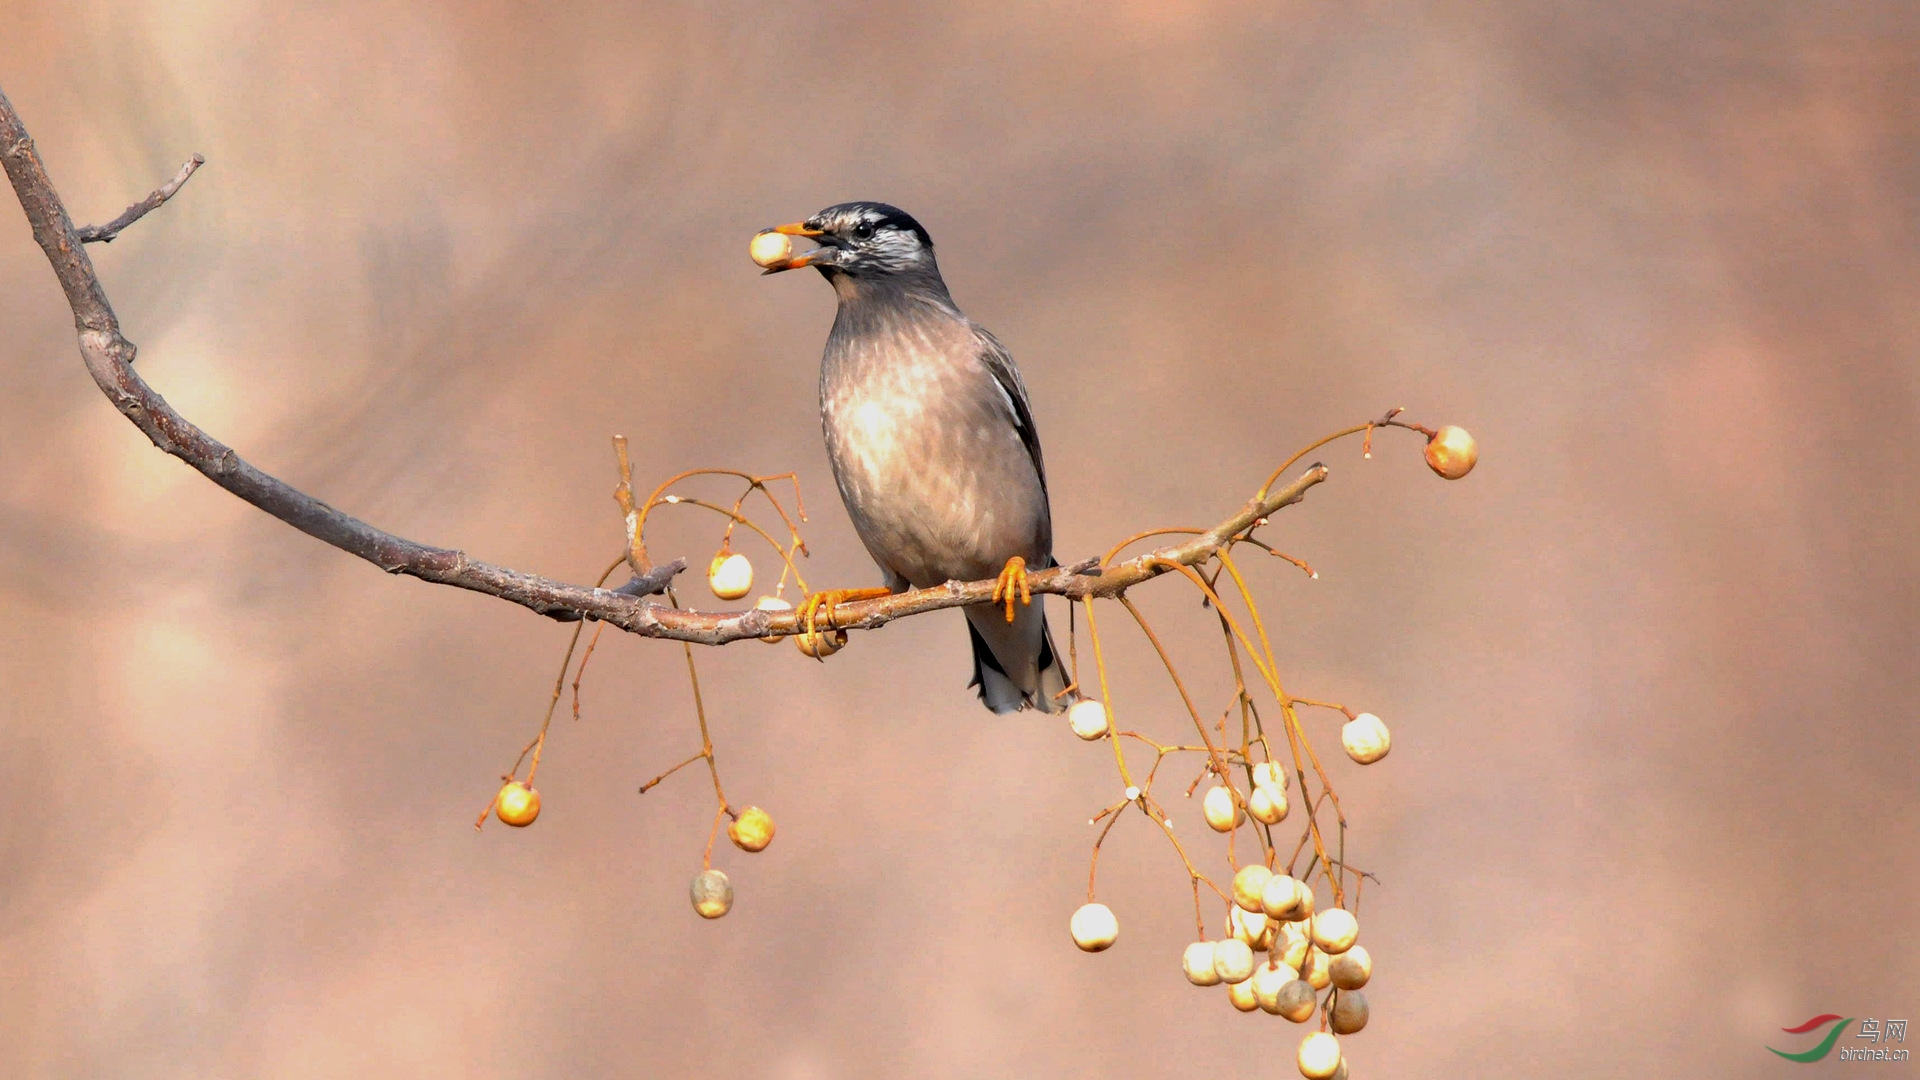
[797,586,893,639]
[991,556,1031,624]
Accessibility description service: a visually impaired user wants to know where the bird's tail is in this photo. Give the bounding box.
[967,605,1070,715]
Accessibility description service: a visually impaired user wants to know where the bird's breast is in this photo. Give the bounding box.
[820,315,1048,587]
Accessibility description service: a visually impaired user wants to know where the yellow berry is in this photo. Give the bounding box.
[494,781,540,827]
[727,805,776,852]
[1252,961,1292,1014]
[708,552,754,601]
[690,868,733,919]
[1341,713,1391,764]
[1067,698,1110,740]
[1302,946,1332,990]
[1297,1031,1343,1079]
[749,230,792,268]
[1226,976,1260,1012]
[1249,782,1289,825]
[1275,920,1310,970]
[1251,920,1277,953]
[1182,941,1222,986]
[1330,945,1372,990]
[1276,977,1318,1022]
[1330,989,1369,1035]
[1070,902,1118,952]
[1261,874,1305,920]
[1229,904,1270,948]
[794,625,845,658]
[1212,937,1255,984]
[1232,863,1273,912]
[1252,761,1288,790]
[1425,424,1478,479]
[1311,908,1359,954]
[1203,785,1244,832]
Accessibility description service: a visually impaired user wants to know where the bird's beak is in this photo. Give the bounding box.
[759,221,839,274]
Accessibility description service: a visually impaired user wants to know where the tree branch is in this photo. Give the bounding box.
[0,87,1329,646]
[75,153,204,244]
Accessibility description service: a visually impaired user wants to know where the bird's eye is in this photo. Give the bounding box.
[852,223,874,240]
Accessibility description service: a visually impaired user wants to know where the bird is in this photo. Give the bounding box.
[758,201,1069,714]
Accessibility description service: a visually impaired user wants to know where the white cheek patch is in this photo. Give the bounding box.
[875,232,928,270]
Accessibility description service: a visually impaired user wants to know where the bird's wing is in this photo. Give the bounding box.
[971,325,1048,497]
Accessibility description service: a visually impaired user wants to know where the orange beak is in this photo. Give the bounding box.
[760,221,834,274]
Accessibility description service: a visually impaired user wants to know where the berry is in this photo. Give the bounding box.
[494,781,540,827]
[1249,782,1289,824]
[1252,761,1289,790]
[1070,902,1118,952]
[1425,424,1478,480]
[1261,874,1305,920]
[1203,785,1244,832]
[1341,713,1391,765]
[1232,864,1273,912]
[1330,945,1372,990]
[794,626,845,658]
[1276,978,1318,1022]
[1182,941,1222,986]
[1311,907,1359,954]
[1212,937,1256,984]
[1275,921,1310,970]
[1252,961,1292,1014]
[727,805,776,852]
[1297,1031,1343,1079]
[1229,905,1271,949]
[690,869,733,919]
[749,230,792,268]
[708,553,754,600]
[1302,947,1332,990]
[1331,989,1369,1035]
[1067,699,1110,740]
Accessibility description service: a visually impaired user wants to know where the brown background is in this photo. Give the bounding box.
[2,3,1916,1077]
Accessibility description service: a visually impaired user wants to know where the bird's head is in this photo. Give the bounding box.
[759,201,939,286]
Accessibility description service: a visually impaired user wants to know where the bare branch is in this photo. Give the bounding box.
[0,87,1330,647]
[75,153,204,244]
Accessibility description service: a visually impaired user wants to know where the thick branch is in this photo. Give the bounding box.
[1,87,676,624]
[0,87,1328,646]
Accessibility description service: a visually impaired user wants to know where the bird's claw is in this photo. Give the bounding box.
[991,556,1031,623]
[796,587,893,640]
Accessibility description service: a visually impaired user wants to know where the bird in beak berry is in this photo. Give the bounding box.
[759,201,1068,713]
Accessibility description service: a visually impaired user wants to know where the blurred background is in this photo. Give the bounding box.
[2,2,1916,1077]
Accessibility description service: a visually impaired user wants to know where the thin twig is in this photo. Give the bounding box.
[76,154,204,243]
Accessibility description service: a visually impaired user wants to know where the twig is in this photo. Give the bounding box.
[76,154,204,243]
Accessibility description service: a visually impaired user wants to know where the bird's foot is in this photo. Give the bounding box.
[796,587,893,639]
[990,556,1031,624]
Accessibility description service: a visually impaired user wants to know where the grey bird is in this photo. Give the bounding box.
[760,201,1069,713]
